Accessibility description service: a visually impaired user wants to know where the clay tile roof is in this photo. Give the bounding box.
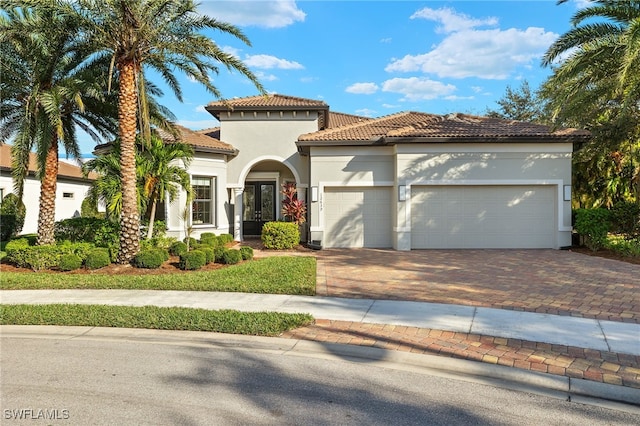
[156,125,236,155]
[0,143,97,180]
[297,111,590,144]
[327,111,372,129]
[206,94,328,110]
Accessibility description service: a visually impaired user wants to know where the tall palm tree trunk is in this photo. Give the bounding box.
[116,59,141,264]
[36,136,59,245]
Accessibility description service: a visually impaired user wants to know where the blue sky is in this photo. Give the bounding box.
[77,0,589,156]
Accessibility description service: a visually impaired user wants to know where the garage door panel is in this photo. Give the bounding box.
[324,187,392,248]
[411,186,555,249]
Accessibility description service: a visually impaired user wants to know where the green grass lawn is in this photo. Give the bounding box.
[0,256,316,295]
[0,304,314,336]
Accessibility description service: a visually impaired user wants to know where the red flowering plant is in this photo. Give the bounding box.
[281,182,307,224]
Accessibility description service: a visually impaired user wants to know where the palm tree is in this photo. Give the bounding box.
[0,6,116,245]
[542,0,640,205]
[139,135,193,239]
[67,0,266,263]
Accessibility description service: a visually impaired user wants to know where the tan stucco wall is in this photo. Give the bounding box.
[221,113,316,187]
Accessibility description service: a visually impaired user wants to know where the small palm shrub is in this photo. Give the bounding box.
[59,254,83,271]
[179,250,206,270]
[85,248,111,270]
[132,249,166,269]
[261,222,299,250]
[221,249,242,265]
[239,246,254,260]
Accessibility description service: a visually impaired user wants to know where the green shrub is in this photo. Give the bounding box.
[59,254,83,271]
[57,241,95,261]
[574,208,612,251]
[4,238,30,253]
[169,241,188,256]
[213,246,227,263]
[610,201,640,238]
[222,249,242,265]
[219,233,234,244]
[605,235,640,257]
[200,247,215,264]
[179,250,206,270]
[6,245,62,271]
[54,217,119,248]
[239,246,254,260]
[84,248,111,270]
[0,193,26,240]
[261,222,299,250]
[132,249,166,269]
[199,233,221,247]
[80,197,100,218]
[183,237,197,247]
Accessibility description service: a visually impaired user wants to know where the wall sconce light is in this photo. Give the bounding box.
[311,186,318,202]
[398,185,406,202]
[563,185,571,201]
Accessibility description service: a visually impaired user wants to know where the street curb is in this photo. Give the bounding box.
[2,325,639,410]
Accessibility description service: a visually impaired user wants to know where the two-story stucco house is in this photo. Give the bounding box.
[161,94,589,250]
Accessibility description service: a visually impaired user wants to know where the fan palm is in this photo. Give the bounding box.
[0,6,116,245]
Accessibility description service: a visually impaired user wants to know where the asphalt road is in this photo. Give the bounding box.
[1,328,639,425]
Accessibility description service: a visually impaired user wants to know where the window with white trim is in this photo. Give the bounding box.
[192,176,216,225]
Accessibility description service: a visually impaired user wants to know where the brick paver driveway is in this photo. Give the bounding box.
[314,249,640,324]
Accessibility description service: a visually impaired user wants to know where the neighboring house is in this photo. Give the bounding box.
[162,94,590,251]
[0,144,97,234]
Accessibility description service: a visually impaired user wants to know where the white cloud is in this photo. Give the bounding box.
[386,27,557,80]
[380,37,392,44]
[382,77,456,101]
[193,105,208,114]
[254,71,278,81]
[244,54,304,70]
[198,0,305,28]
[382,103,400,109]
[345,82,379,95]
[411,7,498,34]
[355,108,377,117]
[222,46,242,58]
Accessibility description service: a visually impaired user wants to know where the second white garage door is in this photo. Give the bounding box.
[324,187,392,248]
[411,185,556,249]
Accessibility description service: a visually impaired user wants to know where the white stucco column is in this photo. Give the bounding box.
[232,187,244,242]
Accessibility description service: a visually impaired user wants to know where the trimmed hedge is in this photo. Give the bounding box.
[132,249,166,269]
[179,250,206,270]
[239,246,254,260]
[59,254,83,271]
[221,249,242,265]
[85,248,111,270]
[169,241,188,256]
[574,208,612,251]
[261,222,299,250]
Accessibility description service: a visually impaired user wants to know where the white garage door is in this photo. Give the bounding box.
[324,187,392,248]
[411,185,556,249]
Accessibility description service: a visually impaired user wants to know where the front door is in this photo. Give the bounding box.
[243,181,276,236]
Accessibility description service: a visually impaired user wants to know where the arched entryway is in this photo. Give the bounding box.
[233,158,305,240]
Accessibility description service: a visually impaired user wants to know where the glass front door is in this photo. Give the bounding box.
[243,181,276,236]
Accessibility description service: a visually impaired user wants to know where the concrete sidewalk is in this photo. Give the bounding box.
[2,289,639,356]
